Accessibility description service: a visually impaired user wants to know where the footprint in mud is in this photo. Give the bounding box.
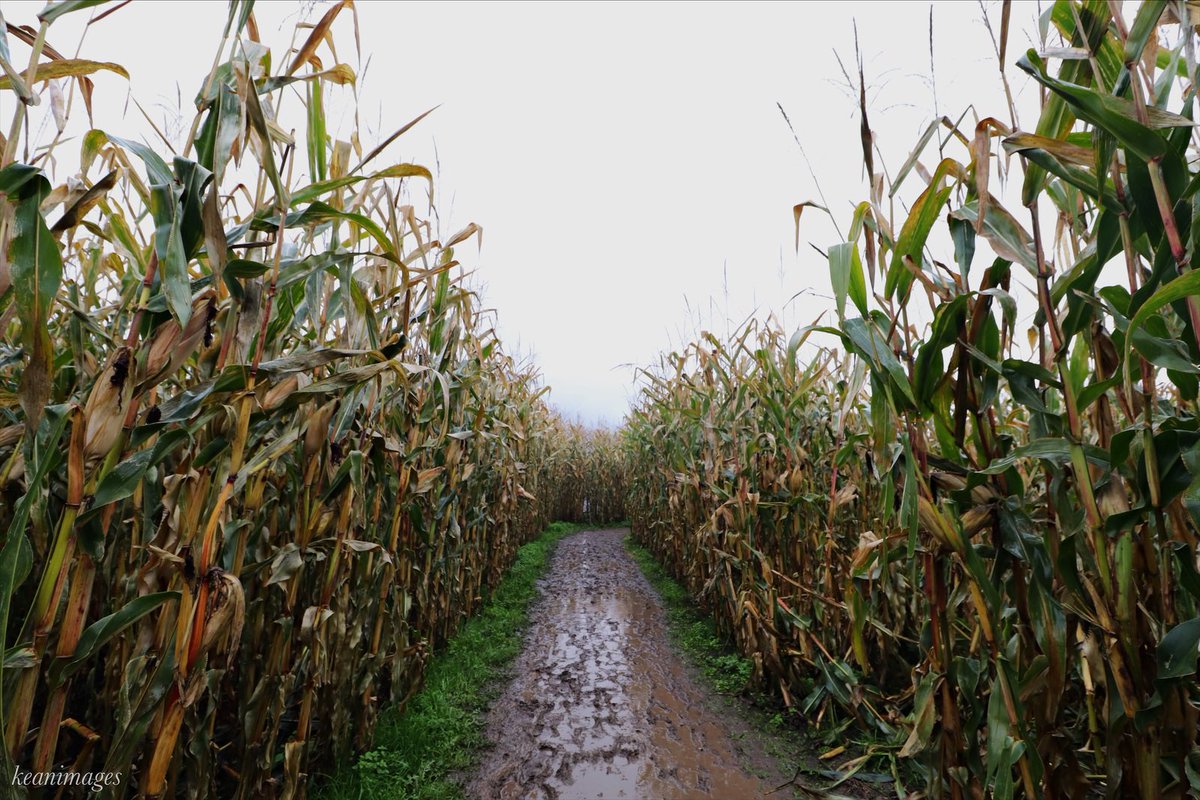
[469,528,780,800]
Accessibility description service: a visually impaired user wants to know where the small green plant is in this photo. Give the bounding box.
[709,653,754,695]
[354,749,408,794]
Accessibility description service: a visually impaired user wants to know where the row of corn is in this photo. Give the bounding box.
[544,422,627,525]
[0,3,622,797]
[626,2,1200,797]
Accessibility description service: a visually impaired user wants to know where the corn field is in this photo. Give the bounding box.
[627,1,1200,797]
[9,0,1200,799]
[545,423,627,525]
[0,2,622,798]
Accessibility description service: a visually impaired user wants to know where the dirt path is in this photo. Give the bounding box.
[470,528,784,800]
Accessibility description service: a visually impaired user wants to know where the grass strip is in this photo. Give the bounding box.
[316,521,583,800]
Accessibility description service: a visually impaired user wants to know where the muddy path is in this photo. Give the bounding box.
[470,528,787,800]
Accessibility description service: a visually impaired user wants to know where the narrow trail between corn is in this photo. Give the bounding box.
[470,528,780,800]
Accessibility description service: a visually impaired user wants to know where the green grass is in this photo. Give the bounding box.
[315,521,584,800]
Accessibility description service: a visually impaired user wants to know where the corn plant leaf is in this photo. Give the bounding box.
[1123,1,1165,67]
[51,169,119,232]
[91,449,156,510]
[1076,374,1122,412]
[353,105,441,174]
[985,666,1013,784]
[290,164,433,207]
[0,59,127,91]
[148,381,220,426]
[889,117,940,198]
[1018,50,1176,162]
[346,275,380,349]
[1131,326,1200,373]
[0,7,11,68]
[950,215,976,279]
[1124,268,1200,379]
[886,182,952,299]
[277,251,352,291]
[0,162,45,195]
[48,592,179,688]
[163,347,378,414]
[1002,140,1120,209]
[255,201,399,262]
[1157,616,1200,680]
[99,648,176,779]
[295,361,395,397]
[914,295,968,407]
[172,157,213,260]
[267,544,303,587]
[1049,0,1122,84]
[3,647,36,670]
[980,287,1016,330]
[843,317,916,408]
[195,82,244,188]
[202,185,228,283]
[224,0,255,37]
[231,347,379,384]
[226,259,269,279]
[949,199,1037,273]
[89,429,191,510]
[149,181,191,325]
[101,132,174,186]
[0,405,69,756]
[320,450,363,503]
[6,164,61,325]
[829,243,867,320]
[240,54,285,209]
[6,164,62,430]
[285,0,350,76]
[980,437,1109,474]
[445,222,483,249]
[306,78,327,182]
[37,0,109,22]
[899,672,937,756]
[1003,132,1095,166]
[261,63,356,92]
[235,428,300,492]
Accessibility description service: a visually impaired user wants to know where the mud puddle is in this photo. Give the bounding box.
[470,528,782,800]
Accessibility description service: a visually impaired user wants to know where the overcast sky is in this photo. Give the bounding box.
[4,1,1050,426]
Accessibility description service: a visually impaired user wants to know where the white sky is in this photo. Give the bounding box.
[3,0,1054,426]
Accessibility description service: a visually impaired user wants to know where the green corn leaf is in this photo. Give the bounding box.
[1158,616,1200,680]
[886,180,952,299]
[48,592,180,688]
[149,182,191,325]
[1018,50,1182,163]
[37,0,108,23]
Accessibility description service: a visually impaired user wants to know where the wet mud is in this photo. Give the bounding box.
[470,528,780,800]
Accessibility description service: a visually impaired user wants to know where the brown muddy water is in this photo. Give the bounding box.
[470,528,781,800]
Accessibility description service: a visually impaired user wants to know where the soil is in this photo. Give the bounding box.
[469,528,794,800]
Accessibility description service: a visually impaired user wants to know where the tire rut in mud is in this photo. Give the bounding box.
[470,528,778,800]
